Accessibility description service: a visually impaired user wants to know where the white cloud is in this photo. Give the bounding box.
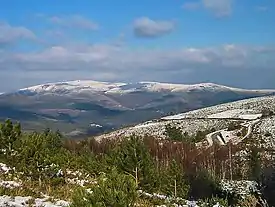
[49,15,99,30]
[0,23,36,46]
[182,2,201,10]
[202,0,233,17]
[1,43,274,90]
[133,17,176,38]
[182,0,233,17]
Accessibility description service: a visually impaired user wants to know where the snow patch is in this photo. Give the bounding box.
[0,196,69,207]
[134,122,159,129]
[0,163,11,174]
[0,180,21,189]
[90,123,103,128]
[208,109,262,120]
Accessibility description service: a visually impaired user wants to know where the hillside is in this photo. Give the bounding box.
[0,80,274,138]
[95,95,275,150]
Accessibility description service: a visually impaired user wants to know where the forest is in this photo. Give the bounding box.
[0,119,275,206]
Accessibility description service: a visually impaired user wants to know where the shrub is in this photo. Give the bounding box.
[71,168,138,207]
[165,124,185,141]
[187,170,221,200]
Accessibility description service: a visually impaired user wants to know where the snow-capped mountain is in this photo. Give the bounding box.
[15,80,275,95]
[0,80,275,138]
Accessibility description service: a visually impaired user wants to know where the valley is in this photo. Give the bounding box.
[0,80,274,138]
[0,92,275,206]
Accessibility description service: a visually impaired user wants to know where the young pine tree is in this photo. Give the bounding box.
[110,136,158,192]
[71,168,138,207]
[160,159,189,198]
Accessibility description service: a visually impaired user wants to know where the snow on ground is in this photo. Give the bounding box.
[220,180,259,199]
[239,114,263,120]
[139,190,226,207]
[173,95,275,119]
[96,119,233,141]
[0,180,21,189]
[0,163,11,174]
[96,96,275,149]
[163,109,263,120]
[90,123,103,128]
[0,196,69,207]
[134,122,159,129]
[208,109,262,120]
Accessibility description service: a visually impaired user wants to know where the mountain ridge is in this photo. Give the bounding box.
[10,80,275,95]
[1,80,275,138]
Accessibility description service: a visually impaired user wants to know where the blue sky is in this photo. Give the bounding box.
[0,0,275,91]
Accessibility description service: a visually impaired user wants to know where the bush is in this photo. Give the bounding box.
[71,168,138,207]
[227,122,241,131]
[261,108,274,117]
[165,124,185,141]
[187,170,221,200]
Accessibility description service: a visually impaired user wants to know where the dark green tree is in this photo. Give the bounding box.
[160,160,189,198]
[110,136,158,192]
[0,119,21,157]
[165,124,184,141]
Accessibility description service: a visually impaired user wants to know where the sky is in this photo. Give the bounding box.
[0,0,275,92]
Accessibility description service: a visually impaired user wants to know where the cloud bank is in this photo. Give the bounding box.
[0,43,274,91]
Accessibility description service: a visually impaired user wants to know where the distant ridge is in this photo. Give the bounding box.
[4,80,275,95]
[0,80,274,138]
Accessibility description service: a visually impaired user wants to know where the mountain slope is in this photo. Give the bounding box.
[0,80,274,138]
[95,95,275,149]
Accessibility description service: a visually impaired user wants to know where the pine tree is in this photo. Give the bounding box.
[160,159,189,198]
[0,119,21,157]
[111,136,158,192]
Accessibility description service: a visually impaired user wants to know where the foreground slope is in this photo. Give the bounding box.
[0,80,274,137]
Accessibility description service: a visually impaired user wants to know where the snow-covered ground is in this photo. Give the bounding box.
[0,196,69,207]
[165,96,275,119]
[96,119,234,141]
[95,95,275,150]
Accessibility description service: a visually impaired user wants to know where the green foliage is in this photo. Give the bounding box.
[248,147,261,182]
[109,136,158,192]
[187,170,221,200]
[15,131,64,180]
[165,124,185,141]
[0,120,269,206]
[165,124,216,143]
[71,168,138,207]
[0,119,21,157]
[159,160,189,198]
